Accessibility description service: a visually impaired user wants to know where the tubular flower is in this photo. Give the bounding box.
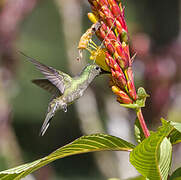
[79,0,137,104]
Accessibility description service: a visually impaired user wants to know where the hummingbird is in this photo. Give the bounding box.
[20,52,107,136]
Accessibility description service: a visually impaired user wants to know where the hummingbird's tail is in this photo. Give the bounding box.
[39,101,59,136]
[39,112,53,136]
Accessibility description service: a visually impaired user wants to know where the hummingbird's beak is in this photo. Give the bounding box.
[100,68,110,74]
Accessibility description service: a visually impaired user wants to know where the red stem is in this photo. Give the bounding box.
[136,108,150,138]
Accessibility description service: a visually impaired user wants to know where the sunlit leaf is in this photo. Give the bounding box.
[170,121,181,132]
[130,119,173,180]
[0,134,135,179]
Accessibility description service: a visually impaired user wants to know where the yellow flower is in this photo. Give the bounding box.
[90,47,110,72]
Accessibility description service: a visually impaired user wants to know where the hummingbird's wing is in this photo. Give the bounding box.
[32,79,60,94]
[20,51,72,94]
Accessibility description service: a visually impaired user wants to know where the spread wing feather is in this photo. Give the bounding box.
[32,79,59,94]
[20,51,72,93]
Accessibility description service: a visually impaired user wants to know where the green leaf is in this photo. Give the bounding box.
[128,176,146,180]
[169,129,181,145]
[130,120,173,180]
[170,167,181,180]
[159,138,172,180]
[168,121,181,145]
[119,103,138,109]
[120,87,149,109]
[136,87,150,108]
[134,117,145,143]
[170,121,181,132]
[0,134,135,179]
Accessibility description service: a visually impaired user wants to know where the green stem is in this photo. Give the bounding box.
[136,108,150,138]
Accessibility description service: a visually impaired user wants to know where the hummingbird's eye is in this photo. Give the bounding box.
[95,66,100,71]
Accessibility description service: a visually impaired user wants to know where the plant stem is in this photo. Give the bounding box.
[136,108,150,138]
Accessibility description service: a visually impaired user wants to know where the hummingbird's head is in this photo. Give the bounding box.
[84,64,102,75]
[82,64,109,83]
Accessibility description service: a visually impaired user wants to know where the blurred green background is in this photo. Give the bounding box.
[0,0,181,179]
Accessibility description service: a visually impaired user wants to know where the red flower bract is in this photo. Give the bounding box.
[88,0,137,103]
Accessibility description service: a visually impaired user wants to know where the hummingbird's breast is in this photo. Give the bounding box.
[62,81,88,104]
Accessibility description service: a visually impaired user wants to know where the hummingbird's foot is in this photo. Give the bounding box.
[62,104,67,112]
[77,49,82,61]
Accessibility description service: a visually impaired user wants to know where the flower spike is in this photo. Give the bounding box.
[84,0,150,139]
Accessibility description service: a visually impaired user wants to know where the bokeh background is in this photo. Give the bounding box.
[0,0,181,179]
